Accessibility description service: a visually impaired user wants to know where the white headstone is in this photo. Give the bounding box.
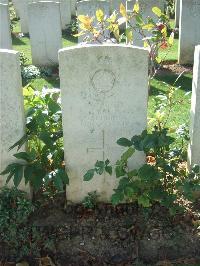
[0,0,8,3]
[178,0,200,65]
[71,0,76,16]
[12,0,20,18]
[77,0,110,43]
[0,4,12,49]
[0,49,27,191]
[33,0,71,29]
[14,0,32,33]
[188,45,200,168]
[126,0,165,47]
[28,1,62,66]
[175,0,180,28]
[59,0,71,29]
[59,44,149,203]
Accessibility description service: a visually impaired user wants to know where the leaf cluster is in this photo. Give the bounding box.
[1,86,68,196]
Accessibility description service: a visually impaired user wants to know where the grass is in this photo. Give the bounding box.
[12,19,192,129]
[149,73,192,128]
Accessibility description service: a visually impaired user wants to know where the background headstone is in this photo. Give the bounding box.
[71,0,76,16]
[77,0,110,43]
[178,0,200,65]
[188,45,200,168]
[0,49,27,191]
[14,0,32,33]
[28,1,62,66]
[175,0,180,28]
[59,44,149,203]
[12,0,20,18]
[126,0,165,47]
[34,0,71,29]
[0,3,12,49]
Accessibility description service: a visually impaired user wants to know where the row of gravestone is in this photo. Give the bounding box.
[0,43,200,202]
[1,0,200,66]
[175,0,200,65]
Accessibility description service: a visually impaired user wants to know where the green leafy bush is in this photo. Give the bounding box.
[0,187,55,260]
[1,86,68,197]
[75,2,174,77]
[83,85,199,215]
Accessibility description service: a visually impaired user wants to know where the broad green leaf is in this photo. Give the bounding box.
[192,164,200,174]
[83,169,95,181]
[39,132,54,147]
[0,163,20,175]
[105,165,112,175]
[127,169,138,178]
[115,164,126,178]
[111,192,124,205]
[124,186,135,197]
[9,134,28,151]
[54,174,64,191]
[13,165,24,187]
[121,147,135,162]
[138,164,159,181]
[135,14,143,25]
[13,152,35,162]
[55,169,69,185]
[48,98,60,114]
[117,138,132,147]
[138,195,151,207]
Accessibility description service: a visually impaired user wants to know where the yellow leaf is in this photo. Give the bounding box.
[155,56,162,64]
[142,23,154,30]
[73,31,85,37]
[126,28,133,43]
[78,15,93,30]
[107,11,117,23]
[113,24,120,41]
[133,2,140,13]
[96,9,104,22]
[144,41,149,48]
[168,32,174,46]
[152,6,162,17]
[161,26,167,38]
[120,3,127,17]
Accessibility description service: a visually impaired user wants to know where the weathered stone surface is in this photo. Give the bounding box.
[59,0,71,29]
[14,0,32,33]
[0,49,27,191]
[126,0,165,47]
[71,0,76,16]
[175,0,180,28]
[188,45,200,168]
[178,0,200,65]
[77,0,110,43]
[33,0,71,30]
[0,0,8,3]
[0,3,12,49]
[59,44,149,203]
[28,1,62,66]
